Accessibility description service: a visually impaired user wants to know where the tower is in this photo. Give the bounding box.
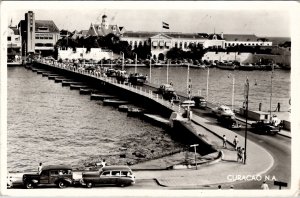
[101,14,109,29]
[25,11,35,54]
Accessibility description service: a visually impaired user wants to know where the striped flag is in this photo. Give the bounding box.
[162,22,169,29]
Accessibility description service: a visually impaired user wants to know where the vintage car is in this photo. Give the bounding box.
[191,96,207,109]
[22,165,73,189]
[251,120,280,135]
[217,115,241,130]
[128,73,147,85]
[81,166,135,188]
[157,84,175,95]
[211,105,235,117]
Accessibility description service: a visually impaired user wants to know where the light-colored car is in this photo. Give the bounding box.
[81,166,135,188]
[212,105,235,117]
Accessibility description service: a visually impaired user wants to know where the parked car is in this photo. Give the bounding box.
[211,105,235,117]
[128,73,147,85]
[22,165,73,189]
[81,166,135,188]
[217,115,241,130]
[163,91,180,103]
[191,96,207,109]
[251,120,280,135]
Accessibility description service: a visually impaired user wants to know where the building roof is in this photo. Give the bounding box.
[123,31,213,40]
[88,23,122,37]
[35,20,59,33]
[9,26,19,35]
[223,34,259,42]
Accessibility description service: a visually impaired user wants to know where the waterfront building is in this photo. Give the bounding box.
[7,24,22,62]
[223,34,272,48]
[18,11,60,56]
[86,14,125,37]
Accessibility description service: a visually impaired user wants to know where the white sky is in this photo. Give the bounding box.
[3,1,293,37]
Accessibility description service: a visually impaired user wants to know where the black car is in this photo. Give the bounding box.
[191,96,207,109]
[217,115,241,130]
[22,165,73,189]
[251,120,280,135]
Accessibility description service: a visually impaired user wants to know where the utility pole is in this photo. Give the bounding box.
[167,59,169,84]
[190,144,199,170]
[206,67,209,101]
[269,65,274,119]
[244,78,249,165]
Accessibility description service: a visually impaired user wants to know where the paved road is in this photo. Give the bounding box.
[191,107,291,189]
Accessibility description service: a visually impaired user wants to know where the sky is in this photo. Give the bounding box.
[3,1,293,37]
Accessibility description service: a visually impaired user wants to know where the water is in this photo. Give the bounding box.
[7,66,290,172]
[7,67,184,172]
[126,67,291,112]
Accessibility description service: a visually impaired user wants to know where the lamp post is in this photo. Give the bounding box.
[206,67,210,101]
[269,65,274,119]
[190,144,199,170]
[111,51,113,69]
[228,73,235,111]
[148,54,152,83]
[133,52,137,73]
[120,51,124,71]
[187,62,190,90]
[244,78,249,165]
[167,59,169,84]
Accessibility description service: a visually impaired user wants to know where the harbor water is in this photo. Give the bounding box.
[126,66,291,112]
[7,66,290,172]
[7,67,185,172]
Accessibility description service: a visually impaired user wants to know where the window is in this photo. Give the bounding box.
[41,171,48,176]
[35,36,40,39]
[101,171,110,176]
[179,42,182,48]
[7,36,11,41]
[15,38,19,41]
[50,170,59,175]
[111,171,120,176]
[45,43,53,47]
[174,42,178,48]
[184,42,187,48]
[35,43,44,47]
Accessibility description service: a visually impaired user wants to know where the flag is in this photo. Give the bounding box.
[162,22,169,29]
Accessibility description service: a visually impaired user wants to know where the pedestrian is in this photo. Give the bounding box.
[237,147,242,162]
[277,102,281,112]
[218,185,222,190]
[170,97,174,108]
[230,185,234,190]
[101,159,106,167]
[261,181,269,190]
[241,148,245,163]
[222,135,227,148]
[38,162,43,174]
[233,136,239,150]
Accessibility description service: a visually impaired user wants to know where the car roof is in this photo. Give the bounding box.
[101,166,132,171]
[42,165,72,171]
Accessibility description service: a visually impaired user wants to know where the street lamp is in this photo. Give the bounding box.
[228,73,235,111]
[133,52,137,73]
[147,54,152,83]
[206,67,210,101]
[111,51,113,69]
[120,51,124,71]
[244,78,249,165]
[166,59,170,84]
[190,144,199,170]
[187,62,190,90]
[269,65,274,119]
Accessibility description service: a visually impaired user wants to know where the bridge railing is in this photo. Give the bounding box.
[38,59,179,112]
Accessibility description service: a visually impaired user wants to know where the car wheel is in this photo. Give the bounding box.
[86,182,93,188]
[58,181,67,188]
[25,182,34,189]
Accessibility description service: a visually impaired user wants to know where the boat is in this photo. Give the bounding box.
[216,61,236,70]
[238,63,254,71]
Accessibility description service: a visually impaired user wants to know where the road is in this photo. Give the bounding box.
[191,107,291,189]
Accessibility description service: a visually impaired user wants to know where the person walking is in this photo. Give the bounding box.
[222,135,227,148]
[38,162,43,174]
[233,136,239,150]
[241,148,245,163]
[101,159,106,167]
[237,147,242,162]
[261,181,269,190]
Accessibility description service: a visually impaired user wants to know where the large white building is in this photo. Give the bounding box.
[7,25,22,62]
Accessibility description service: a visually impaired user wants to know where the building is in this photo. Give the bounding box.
[223,34,272,48]
[7,24,22,62]
[18,11,60,56]
[86,14,125,37]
